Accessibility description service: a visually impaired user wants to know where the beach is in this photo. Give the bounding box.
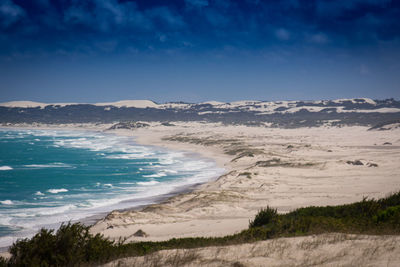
[86,122,400,244]
[2,122,400,264]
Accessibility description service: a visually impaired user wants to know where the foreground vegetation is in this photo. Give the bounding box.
[2,192,400,266]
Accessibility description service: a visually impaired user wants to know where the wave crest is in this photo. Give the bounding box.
[47,188,68,194]
[0,166,12,171]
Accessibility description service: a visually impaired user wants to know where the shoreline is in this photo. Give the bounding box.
[0,124,227,252]
[1,122,400,247]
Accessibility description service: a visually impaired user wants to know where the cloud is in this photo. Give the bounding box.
[146,7,186,30]
[0,0,25,28]
[64,0,151,32]
[185,0,209,8]
[275,28,290,41]
[204,8,230,27]
[307,33,329,44]
[159,34,167,42]
[316,0,392,18]
[64,4,93,28]
[214,0,231,9]
[1,0,399,58]
[63,0,186,34]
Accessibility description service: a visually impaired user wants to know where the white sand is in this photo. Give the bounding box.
[89,123,400,243]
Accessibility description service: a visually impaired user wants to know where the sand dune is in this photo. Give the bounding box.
[104,233,400,266]
[94,100,158,108]
[91,123,400,244]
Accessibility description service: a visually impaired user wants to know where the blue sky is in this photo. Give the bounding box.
[0,0,399,103]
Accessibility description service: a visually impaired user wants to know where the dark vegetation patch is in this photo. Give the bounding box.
[368,118,400,131]
[108,121,150,130]
[227,148,263,157]
[367,162,378,167]
[161,122,175,126]
[163,135,266,160]
[239,172,252,179]
[346,160,364,166]
[249,207,278,228]
[133,229,148,237]
[163,135,241,147]
[231,152,256,162]
[346,161,379,167]
[2,192,400,266]
[256,158,316,168]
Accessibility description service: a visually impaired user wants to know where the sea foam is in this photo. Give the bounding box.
[47,188,68,194]
[0,166,12,171]
[24,163,72,168]
[136,181,160,186]
[143,172,167,178]
[0,200,13,205]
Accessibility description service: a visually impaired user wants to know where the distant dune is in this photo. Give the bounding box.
[94,100,159,108]
[1,98,399,127]
[0,101,78,108]
[1,98,399,114]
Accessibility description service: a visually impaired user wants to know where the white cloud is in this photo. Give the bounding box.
[64,0,152,32]
[0,0,25,28]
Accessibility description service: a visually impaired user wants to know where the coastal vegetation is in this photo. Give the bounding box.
[2,192,400,266]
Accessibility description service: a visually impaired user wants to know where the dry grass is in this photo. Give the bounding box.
[104,233,400,267]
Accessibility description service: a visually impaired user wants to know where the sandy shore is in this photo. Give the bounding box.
[86,122,400,243]
[2,122,400,264]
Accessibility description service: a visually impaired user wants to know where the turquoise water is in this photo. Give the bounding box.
[0,128,223,247]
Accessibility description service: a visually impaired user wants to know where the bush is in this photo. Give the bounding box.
[249,206,278,228]
[0,257,8,267]
[8,222,114,266]
[374,205,400,224]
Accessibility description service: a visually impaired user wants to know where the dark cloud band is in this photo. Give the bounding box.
[0,0,399,57]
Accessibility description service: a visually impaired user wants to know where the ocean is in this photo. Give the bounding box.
[0,128,224,247]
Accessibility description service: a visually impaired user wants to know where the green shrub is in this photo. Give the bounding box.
[8,222,114,266]
[249,206,278,228]
[0,257,8,267]
[374,205,400,224]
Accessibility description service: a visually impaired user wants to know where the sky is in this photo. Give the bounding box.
[0,0,399,103]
